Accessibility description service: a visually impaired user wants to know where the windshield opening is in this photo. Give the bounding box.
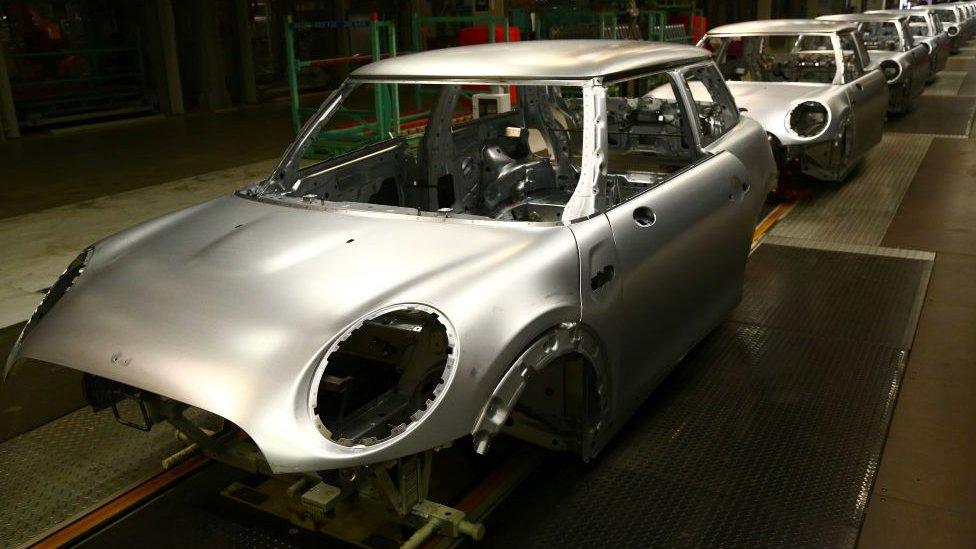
[907,15,932,37]
[858,21,905,51]
[256,82,586,222]
[934,9,958,24]
[710,34,841,84]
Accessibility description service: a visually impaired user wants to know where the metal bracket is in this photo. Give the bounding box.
[110,394,152,431]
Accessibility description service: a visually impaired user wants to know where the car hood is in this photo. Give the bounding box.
[727,81,843,145]
[8,194,581,471]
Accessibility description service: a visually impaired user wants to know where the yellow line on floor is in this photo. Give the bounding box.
[753,202,795,245]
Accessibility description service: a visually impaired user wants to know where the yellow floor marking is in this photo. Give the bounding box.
[753,202,795,245]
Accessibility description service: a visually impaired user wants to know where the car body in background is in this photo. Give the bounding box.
[4,40,777,474]
[868,8,950,83]
[913,4,970,52]
[818,13,927,113]
[699,19,887,182]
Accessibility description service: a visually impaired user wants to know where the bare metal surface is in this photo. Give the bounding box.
[706,19,857,35]
[704,22,888,180]
[6,45,777,473]
[350,40,710,81]
[818,14,929,112]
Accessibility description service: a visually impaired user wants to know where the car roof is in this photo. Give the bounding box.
[818,13,908,23]
[912,5,958,11]
[350,40,711,82]
[866,9,928,17]
[705,19,858,36]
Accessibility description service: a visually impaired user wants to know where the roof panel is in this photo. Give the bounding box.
[350,40,710,81]
[818,13,908,23]
[706,19,858,36]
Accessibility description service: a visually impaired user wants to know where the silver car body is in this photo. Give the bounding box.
[819,14,928,113]
[913,5,970,52]
[5,41,777,474]
[699,20,888,181]
[867,9,950,82]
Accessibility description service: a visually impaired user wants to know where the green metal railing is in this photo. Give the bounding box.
[8,40,150,126]
[411,14,511,53]
[284,16,402,158]
[409,14,511,107]
[533,6,697,43]
[645,11,694,43]
[535,10,623,40]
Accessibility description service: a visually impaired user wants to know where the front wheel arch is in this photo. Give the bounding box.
[470,322,612,459]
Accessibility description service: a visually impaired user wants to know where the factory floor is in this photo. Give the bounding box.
[1,60,975,546]
[0,100,295,220]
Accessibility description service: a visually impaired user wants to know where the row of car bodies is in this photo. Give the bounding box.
[914,2,976,53]
[701,7,970,182]
[3,10,972,475]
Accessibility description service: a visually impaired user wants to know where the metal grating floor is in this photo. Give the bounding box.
[769,133,932,246]
[0,406,193,547]
[884,96,976,137]
[923,71,968,96]
[731,243,932,349]
[482,242,933,548]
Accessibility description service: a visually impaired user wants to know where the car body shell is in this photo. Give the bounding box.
[5,41,777,473]
[912,4,972,52]
[867,9,951,81]
[699,20,888,181]
[818,13,928,114]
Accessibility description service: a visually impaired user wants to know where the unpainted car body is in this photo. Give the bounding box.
[867,9,950,83]
[913,4,971,53]
[818,13,928,113]
[4,41,777,474]
[699,19,888,182]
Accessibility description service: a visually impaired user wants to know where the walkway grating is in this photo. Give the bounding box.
[923,71,968,96]
[769,133,932,246]
[0,406,195,547]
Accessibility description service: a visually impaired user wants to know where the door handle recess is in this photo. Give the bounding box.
[590,265,615,291]
[729,177,748,201]
[633,206,656,227]
[855,83,863,91]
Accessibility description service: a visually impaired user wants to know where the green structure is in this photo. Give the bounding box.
[409,13,511,108]
[7,41,150,128]
[284,16,403,159]
[410,13,511,52]
[535,9,625,40]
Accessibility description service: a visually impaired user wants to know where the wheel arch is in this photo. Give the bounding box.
[470,321,613,460]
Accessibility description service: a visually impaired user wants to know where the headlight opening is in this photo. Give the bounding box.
[309,304,458,447]
[881,60,902,83]
[19,246,94,341]
[788,101,829,138]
